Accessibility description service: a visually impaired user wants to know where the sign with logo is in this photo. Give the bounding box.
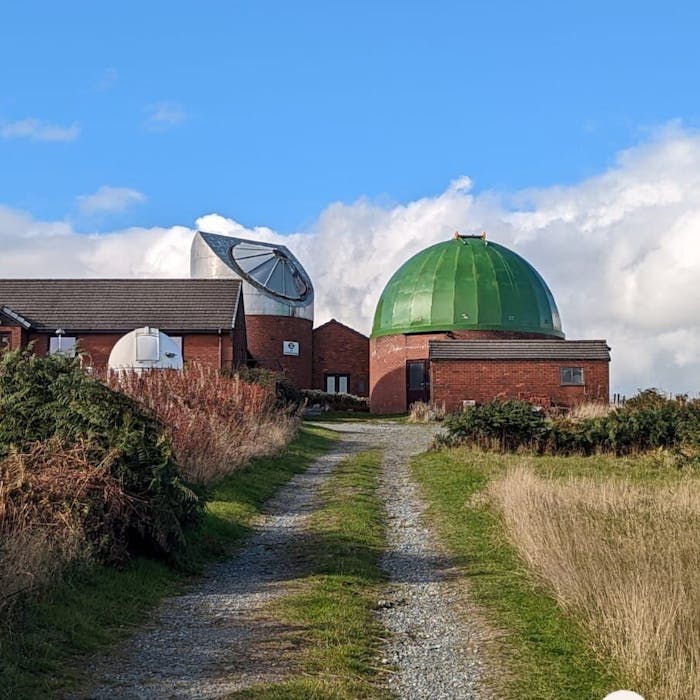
[283,340,300,356]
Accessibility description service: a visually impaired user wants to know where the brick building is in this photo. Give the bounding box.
[370,234,610,414]
[312,319,369,396]
[0,279,247,369]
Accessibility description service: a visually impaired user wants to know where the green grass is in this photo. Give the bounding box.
[412,448,623,700]
[229,449,390,700]
[0,424,337,700]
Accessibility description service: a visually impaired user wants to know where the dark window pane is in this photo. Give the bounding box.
[408,362,425,390]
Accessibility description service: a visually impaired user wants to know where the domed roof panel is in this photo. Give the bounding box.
[371,236,564,338]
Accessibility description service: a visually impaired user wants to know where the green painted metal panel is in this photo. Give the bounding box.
[371,236,564,338]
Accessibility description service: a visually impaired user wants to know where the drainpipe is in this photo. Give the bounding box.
[218,328,223,370]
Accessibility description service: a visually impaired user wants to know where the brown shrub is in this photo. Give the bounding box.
[490,467,700,698]
[106,364,299,484]
[0,440,133,615]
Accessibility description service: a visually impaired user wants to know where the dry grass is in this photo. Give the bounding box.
[107,364,299,484]
[489,466,700,699]
[408,400,446,423]
[567,401,613,421]
[0,440,130,616]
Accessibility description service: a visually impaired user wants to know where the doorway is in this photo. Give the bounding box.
[406,359,430,408]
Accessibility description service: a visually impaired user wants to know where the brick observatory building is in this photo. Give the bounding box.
[370,234,610,414]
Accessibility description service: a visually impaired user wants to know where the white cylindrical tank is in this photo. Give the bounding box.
[190,231,314,321]
[108,327,183,373]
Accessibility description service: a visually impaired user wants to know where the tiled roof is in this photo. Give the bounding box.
[0,279,242,332]
[429,339,610,361]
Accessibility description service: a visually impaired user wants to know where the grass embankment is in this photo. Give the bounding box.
[230,449,389,700]
[413,449,626,700]
[0,425,336,700]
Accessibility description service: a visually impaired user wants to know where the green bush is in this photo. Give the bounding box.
[0,349,200,561]
[442,400,546,451]
[442,391,700,457]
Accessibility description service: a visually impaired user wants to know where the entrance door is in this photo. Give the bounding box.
[406,360,430,407]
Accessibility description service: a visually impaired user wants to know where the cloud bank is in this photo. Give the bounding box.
[0,118,80,142]
[2,127,700,396]
[77,186,146,214]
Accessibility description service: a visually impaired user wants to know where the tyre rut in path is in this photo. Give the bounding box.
[322,422,490,700]
[79,428,374,700]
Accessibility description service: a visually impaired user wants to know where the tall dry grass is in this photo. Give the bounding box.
[489,467,700,699]
[0,440,130,616]
[107,364,299,484]
[567,401,613,421]
[408,400,446,423]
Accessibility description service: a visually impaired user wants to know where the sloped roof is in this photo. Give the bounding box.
[313,318,369,341]
[429,339,610,361]
[0,279,242,332]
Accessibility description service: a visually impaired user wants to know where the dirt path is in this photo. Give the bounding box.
[78,421,489,699]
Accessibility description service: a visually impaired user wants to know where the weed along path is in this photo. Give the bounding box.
[79,421,489,699]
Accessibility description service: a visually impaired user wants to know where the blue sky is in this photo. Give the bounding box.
[3,1,700,233]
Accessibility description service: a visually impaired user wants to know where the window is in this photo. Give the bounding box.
[325,374,349,394]
[561,367,584,386]
[49,336,77,357]
[0,333,11,352]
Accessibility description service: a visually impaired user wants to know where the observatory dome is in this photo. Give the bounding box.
[371,235,563,339]
[190,231,314,321]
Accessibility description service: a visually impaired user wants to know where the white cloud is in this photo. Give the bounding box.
[2,127,700,396]
[0,118,80,142]
[144,102,186,131]
[77,186,146,215]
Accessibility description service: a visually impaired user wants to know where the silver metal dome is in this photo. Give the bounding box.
[190,231,314,321]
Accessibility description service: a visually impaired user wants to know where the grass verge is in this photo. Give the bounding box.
[229,449,390,700]
[0,424,336,700]
[412,448,622,700]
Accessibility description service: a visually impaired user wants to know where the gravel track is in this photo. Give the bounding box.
[77,421,489,699]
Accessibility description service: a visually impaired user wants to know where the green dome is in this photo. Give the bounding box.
[371,236,564,339]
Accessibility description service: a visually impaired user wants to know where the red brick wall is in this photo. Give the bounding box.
[21,331,237,370]
[431,358,609,412]
[370,330,608,414]
[370,330,550,414]
[0,325,25,351]
[245,315,313,388]
[312,320,369,396]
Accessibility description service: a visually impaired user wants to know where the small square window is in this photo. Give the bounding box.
[0,333,11,351]
[561,367,584,386]
[49,336,77,357]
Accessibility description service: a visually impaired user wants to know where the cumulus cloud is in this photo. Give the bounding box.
[144,102,186,131]
[77,186,146,214]
[2,127,700,395]
[0,118,80,142]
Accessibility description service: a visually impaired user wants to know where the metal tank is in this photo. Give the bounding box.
[190,231,314,387]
